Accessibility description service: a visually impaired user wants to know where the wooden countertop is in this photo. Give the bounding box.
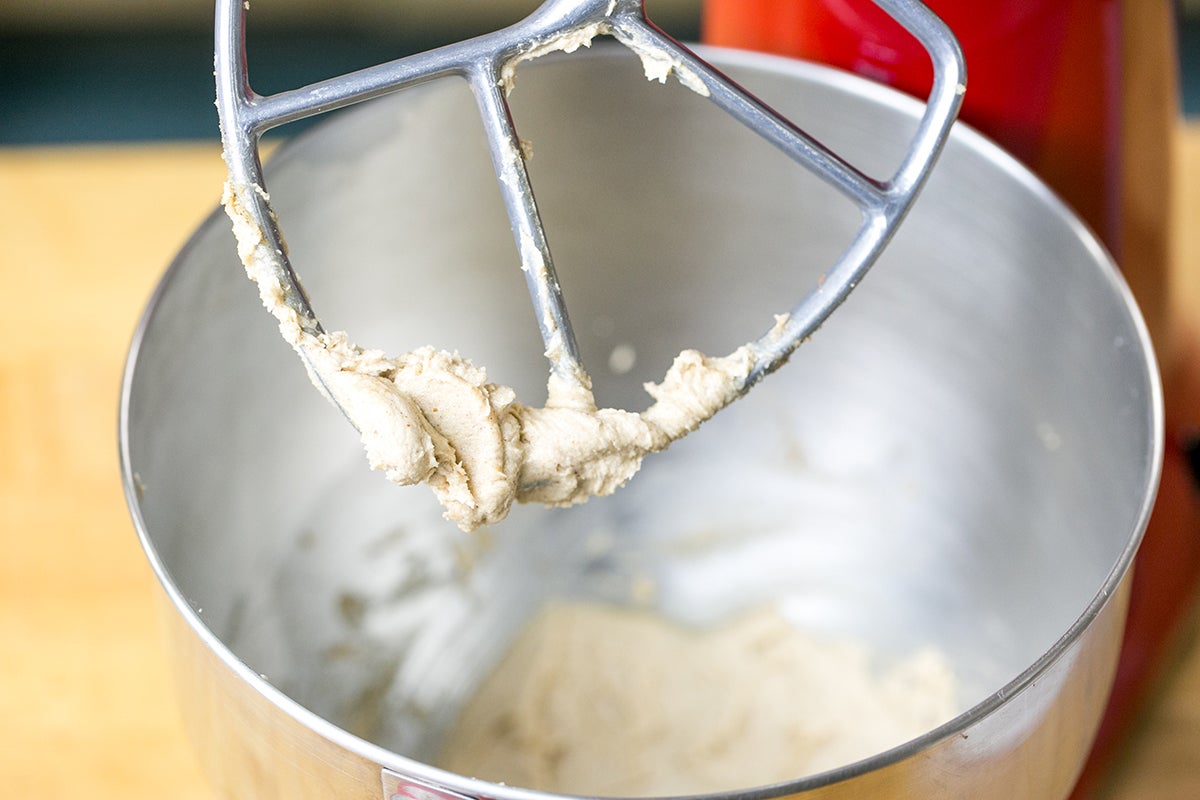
[1,130,1198,799]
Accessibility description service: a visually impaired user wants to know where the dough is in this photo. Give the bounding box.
[223,183,754,533]
[438,603,958,796]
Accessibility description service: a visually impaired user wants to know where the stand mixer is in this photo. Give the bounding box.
[118,2,1163,798]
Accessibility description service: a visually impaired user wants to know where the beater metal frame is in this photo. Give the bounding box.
[216,0,964,393]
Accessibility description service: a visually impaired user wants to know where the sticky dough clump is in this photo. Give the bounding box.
[223,181,753,530]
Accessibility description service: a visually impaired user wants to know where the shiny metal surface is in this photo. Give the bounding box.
[215,0,963,393]
[123,49,1161,799]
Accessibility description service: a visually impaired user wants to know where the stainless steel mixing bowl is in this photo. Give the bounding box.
[121,47,1161,800]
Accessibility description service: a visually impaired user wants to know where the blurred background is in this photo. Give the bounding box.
[0,1,1195,142]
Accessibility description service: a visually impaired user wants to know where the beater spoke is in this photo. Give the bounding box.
[611,18,887,211]
[469,65,586,385]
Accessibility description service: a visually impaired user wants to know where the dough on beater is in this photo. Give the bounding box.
[437,603,958,796]
[325,338,752,532]
[225,178,753,531]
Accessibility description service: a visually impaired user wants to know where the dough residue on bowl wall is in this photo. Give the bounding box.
[437,602,958,796]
